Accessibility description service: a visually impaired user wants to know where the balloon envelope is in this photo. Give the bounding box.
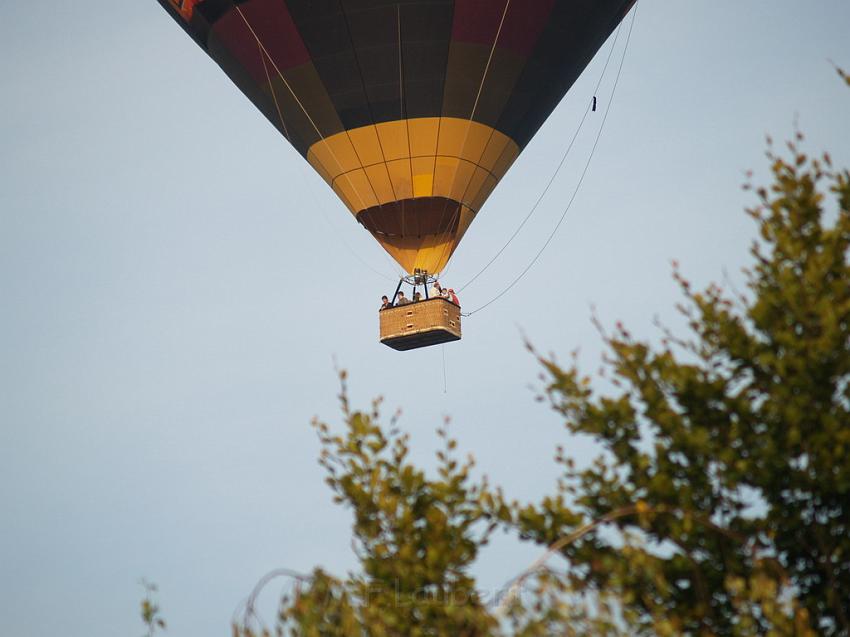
[158,0,634,274]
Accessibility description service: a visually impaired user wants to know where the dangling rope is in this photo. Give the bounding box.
[454,18,625,293]
[442,345,448,393]
[462,2,639,317]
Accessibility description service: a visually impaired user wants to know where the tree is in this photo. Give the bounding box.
[140,579,167,637]
[236,385,633,637]
[498,138,850,634]
[500,95,850,635]
[230,75,849,637]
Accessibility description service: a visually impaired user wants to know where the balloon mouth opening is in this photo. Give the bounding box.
[356,197,463,239]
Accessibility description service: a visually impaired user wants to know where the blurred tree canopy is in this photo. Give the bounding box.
[224,74,850,637]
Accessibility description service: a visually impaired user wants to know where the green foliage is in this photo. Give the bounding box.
[494,133,850,634]
[273,374,498,636]
[140,579,167,637]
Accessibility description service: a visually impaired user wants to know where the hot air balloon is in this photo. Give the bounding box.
[156,0,634,349]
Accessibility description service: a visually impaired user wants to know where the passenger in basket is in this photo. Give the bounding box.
[413,292,422,302]
[380,295,393,310]
[448,288,460,306]
[440,286,450,299]
[396,291,411,306]
[430,281,443,298]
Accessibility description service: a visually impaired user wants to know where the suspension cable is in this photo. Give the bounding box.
[462,3,638,317]
[455,19,624,293]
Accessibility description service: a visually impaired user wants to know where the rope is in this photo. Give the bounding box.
[258,41,291,142]
[236,6,371,213]
[442,345,448,393]
[468,0,512,126]
[456,19,624,293]
[462,2,638,317]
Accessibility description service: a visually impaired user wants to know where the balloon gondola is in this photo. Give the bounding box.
[156,0,635,350]
[379,269,461,350]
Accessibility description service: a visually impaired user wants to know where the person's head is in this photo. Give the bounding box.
[381,295,388,302]
[414,292,421,299]
[448,289,455,294]
[434,281,441,288]
[398,290,406,297]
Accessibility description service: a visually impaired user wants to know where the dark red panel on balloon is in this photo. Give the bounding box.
[450,0,504,49]
[213,0,310,83]
[451,0,554,57]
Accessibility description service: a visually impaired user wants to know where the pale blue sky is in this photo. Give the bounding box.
[1,2,849,635]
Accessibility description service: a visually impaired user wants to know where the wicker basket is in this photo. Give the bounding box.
[379,297,462,351]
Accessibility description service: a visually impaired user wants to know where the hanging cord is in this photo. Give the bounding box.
[455,19,624,293]
[462,3,638,317]
[441,345,448,393]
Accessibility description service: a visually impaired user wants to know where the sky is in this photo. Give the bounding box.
[1,1,849,635]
